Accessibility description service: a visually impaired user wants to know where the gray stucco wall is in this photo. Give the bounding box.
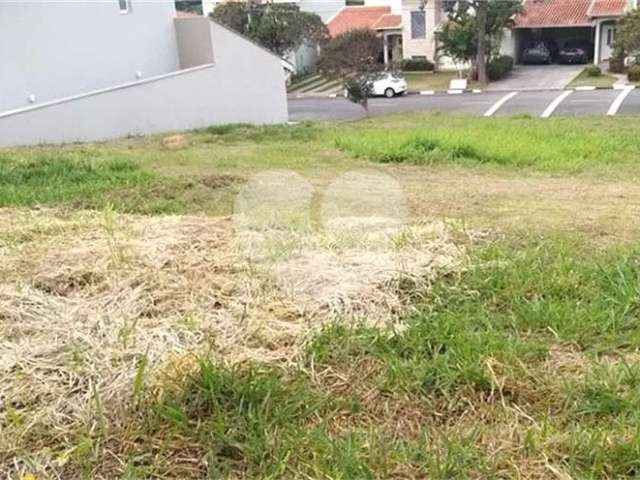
[0,1,180,113]
[0,21,288,147]
[175,17,215,69]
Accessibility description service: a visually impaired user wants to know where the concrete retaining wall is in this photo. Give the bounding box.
[0,21,288,147]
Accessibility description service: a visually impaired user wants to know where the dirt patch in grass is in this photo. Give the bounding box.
[197,173,240,189]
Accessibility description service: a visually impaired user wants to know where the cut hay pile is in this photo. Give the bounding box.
[0,207,464,476]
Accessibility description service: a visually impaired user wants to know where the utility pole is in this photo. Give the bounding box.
[476,0,488,86]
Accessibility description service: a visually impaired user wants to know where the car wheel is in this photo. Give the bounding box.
[384,88,395,98]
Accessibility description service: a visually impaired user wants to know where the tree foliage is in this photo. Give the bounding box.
[212,2,328,57]
[616,9,640,58]
[317,29,384,112]
[318,29,382,77]
[436,0,522,77]
[435,16,476,67]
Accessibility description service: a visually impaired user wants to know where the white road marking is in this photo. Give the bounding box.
[613,84,631,90]
[483,91,518,117]
[420,90,435,95]
[607,86,635,116]
[541,90,573,118]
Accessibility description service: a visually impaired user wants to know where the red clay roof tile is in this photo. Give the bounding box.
[372,13,402,30]
[589,0,628,16]
[327,6,391,37]
[515,0,593,28]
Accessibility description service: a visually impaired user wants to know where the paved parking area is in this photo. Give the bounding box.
[289,89,640,122]
[486,64,584,91]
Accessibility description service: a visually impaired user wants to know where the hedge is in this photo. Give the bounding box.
[629,65,640,82]
[487,55,514,81]
[401,58,435,72]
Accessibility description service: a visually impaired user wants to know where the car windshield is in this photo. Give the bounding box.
[527,42,548,51]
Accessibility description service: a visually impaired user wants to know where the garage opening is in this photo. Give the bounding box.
[514,27,595,64]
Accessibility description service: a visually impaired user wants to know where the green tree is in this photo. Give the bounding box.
[212,2,327,57]
[175,0,203,15]
[317,29,383,112]
[435,16,476,74]
[615,9,640,61]
[438,0,522,84]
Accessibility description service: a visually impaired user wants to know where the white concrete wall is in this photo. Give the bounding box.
[175,17,215,68]
[0,0,180,113]
[0,21,288,147]
[402,0,438,61]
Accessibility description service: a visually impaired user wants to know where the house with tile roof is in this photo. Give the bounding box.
[327,1,438,67]
[513,0,638,64]
[327,0,637,71]
[327,5,403,65]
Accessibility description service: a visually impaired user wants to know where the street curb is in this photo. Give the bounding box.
[571,85,636,91]
[287,85,636,100]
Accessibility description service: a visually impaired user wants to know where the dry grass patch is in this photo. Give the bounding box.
[0,207,464,477]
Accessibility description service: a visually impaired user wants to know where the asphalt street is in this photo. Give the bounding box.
[288,89,640,122]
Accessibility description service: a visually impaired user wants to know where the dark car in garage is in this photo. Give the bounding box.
[522,42,553,64]
[558,40,594,64]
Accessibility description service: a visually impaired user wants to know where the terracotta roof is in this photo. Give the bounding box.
[327,6,391,37]
[589,0,628,17]
[372,13,402,30]
[515,0,593,28]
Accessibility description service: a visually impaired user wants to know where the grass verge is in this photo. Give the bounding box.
[403,72,477,91]
[568,68,619,89]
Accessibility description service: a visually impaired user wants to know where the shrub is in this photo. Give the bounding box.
[487,55,514,81]
[401,58,435,72]
[609,49,626,74]
[585,65,602,77]
[628,65,640,82]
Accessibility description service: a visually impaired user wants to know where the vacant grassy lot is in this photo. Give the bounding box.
[3,114,640,479]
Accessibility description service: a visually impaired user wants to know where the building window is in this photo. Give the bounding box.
[607,27,616,47]
[411,11,426,39]
[119,0,131,14]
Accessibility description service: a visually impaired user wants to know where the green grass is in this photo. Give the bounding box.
[335,115,640,171]
[131,358,496,478]
[568,68,619,89]
[104,237,640,478]
[0,151,151,205]
[2,116,640,216]
[403,71,477,91]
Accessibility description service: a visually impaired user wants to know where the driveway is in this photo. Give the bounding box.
[487,64,584,91]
